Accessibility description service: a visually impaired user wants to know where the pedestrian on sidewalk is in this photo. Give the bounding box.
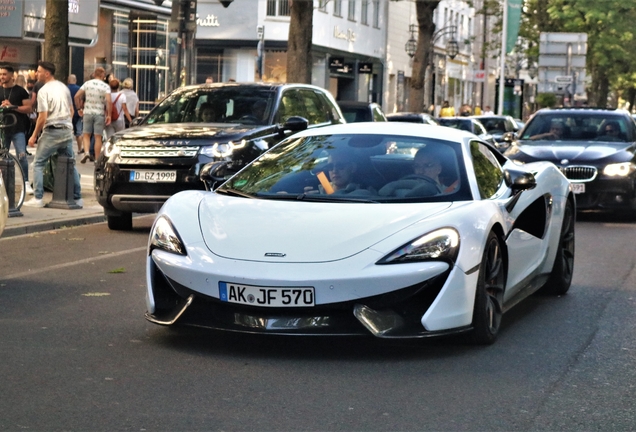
[24,61,82,209]
[67,74,83,154]
[121,78,138,128]
[104,78,129,139]
[0,65,34,195]
[74,67,111,163]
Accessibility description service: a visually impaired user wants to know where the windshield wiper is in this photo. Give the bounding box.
[257,193,378,203]
[215,188,254,199]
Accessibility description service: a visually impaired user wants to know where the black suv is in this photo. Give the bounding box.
[504,107,636,214]
[95,83,344,230]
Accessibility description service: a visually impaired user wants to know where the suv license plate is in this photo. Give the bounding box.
[130,170,176,183]
[219,282,315,307]
[571,183,585,194]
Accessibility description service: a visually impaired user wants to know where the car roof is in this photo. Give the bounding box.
[337,101,379,108]
[290,121,474,141]
[174,82,328,93]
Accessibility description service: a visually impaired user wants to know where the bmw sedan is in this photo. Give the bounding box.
[505,107,636,214]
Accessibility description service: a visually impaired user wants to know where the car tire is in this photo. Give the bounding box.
[540,199,575,295]
[107,212,133,231]
[469,231,505,345]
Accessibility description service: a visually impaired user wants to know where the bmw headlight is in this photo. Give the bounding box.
[102,138,120,157]
[148,216,186,256]
[603,162,635,177]
[201,140,248,158]
[377,228,460,265]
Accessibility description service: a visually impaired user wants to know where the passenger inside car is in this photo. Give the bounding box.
[317,150,360,194]
[596,121,625,142]
[198,103,217,122]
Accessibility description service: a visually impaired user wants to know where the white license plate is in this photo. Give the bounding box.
[129,170,176,183]
[571,183,585,194]
[219,282,315,307]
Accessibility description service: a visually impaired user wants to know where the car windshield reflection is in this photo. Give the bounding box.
[217,134,472,203]
[521,114,633,143]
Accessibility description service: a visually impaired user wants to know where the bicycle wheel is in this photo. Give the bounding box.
[6,152,25,210]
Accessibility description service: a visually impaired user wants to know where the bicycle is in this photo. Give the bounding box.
[0,105,26,211]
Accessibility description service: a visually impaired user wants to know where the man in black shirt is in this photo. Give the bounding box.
[0,65,33,194]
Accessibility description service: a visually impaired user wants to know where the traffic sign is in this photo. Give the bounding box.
[555,75,573,83]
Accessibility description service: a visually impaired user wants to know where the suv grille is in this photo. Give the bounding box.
[119,145,199,158]
[560,166,597,181]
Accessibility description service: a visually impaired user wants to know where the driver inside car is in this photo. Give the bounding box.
[317,150,360,194]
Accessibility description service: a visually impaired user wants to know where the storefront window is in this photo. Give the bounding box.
[261,51,287,83]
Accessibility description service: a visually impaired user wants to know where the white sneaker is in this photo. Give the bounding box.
[24,197,45,208]
[25,182,34,195]
[75,198,84,208]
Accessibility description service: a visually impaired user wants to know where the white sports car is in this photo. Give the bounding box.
[145,122,575,344]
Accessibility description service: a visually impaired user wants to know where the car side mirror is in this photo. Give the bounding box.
[200,161,232,191]
[504,168,536,212]
[502,131,517,143]
[130,117,143,127]
[281,116,309,133]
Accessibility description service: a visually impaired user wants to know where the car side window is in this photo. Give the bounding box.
[373,106,386,122]
[277,90,303,123]
[298,89,331,125]
[470,141,505,199]
[317,92,342,123]
[475,122,487,135]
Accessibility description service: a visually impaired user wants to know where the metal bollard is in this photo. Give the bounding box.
[47,155,81,209]
[0,155,23,217]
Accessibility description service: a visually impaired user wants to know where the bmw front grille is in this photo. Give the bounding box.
[560,166,597,182]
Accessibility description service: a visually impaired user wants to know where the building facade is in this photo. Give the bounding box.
[194,0,386,104]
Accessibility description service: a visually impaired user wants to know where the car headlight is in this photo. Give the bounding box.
[102,139,120,157]
[148,216,186,256]
[201,140,248,158]
[603,162,635,177]
[377,228,460,265]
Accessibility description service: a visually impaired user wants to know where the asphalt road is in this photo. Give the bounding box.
[0,214,635,431]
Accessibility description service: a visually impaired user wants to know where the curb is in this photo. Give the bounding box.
[2,214,107,238]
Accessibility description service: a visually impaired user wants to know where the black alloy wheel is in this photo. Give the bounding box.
[541,199,575,295]
[469,231,505,345]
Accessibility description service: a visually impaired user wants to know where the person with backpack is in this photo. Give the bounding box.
[74,67,112,163]
[104,78,129,139]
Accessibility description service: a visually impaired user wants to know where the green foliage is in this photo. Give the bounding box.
[536,93,557,108]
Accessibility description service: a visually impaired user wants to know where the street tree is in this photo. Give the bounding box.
[408,0,440,113]
[287,0,314,83]
[547,0,636,106]
[44,0,70,81]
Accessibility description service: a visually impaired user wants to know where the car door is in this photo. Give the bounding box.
[469,141,546,300]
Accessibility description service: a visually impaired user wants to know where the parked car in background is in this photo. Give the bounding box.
[505,107,636,215]
[472,115,521,150]
[338,101,387,123]
[0,174,8,237]
[96,82,344,230]
[386,112,439,125]
[437,117,496,146]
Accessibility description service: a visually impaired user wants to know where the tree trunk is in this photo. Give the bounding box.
[44,0,69,81]
[286,0,313,84]
[408,1,439,113]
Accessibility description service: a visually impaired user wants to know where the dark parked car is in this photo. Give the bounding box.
[386,112,438,125]
[471,114,520,149]
[338,101,387,122]
[96,82,344,230]
[505,107,636,214]
[437,117,496,145]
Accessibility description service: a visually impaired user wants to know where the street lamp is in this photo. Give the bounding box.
[405,24,417,58]
[429,25,459,110]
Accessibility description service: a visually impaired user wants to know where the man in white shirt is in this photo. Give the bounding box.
[24,61,82,208]
[74,67,112,163]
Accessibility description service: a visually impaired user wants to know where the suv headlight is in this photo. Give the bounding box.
[377,228,460,265]
[148,216,186,256]
[102,138,120,157]
[201,139,247,158]
[603,162,635,177]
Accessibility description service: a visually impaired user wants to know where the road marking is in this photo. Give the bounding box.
[0,246,146,281]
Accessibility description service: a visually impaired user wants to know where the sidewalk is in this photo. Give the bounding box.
[3,153,106,238]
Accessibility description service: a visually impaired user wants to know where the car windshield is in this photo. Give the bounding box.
[479,117,513,134]
[520,113,634,143]
[439,119,473,132]
[217,133,472,203]
[143,87,276,126]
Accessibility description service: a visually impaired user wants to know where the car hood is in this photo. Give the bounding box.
[115,123,271,143]
[198,194,452,263]
[512,140,634,162]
